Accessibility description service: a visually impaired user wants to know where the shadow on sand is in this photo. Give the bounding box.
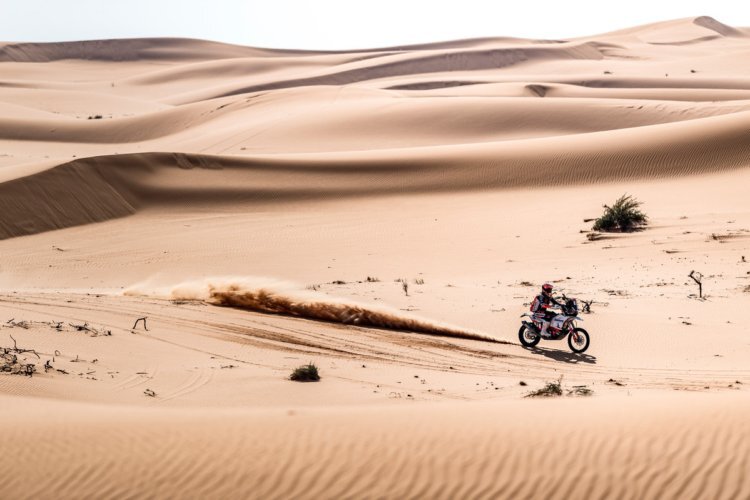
[526,345,597,364]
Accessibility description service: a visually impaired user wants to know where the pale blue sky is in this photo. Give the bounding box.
[1,0,748,49]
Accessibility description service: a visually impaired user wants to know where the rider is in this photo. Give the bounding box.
[530,283,562,337]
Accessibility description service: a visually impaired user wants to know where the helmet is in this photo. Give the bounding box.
[542,283,553,293]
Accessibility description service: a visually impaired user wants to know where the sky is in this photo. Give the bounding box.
[1,0,748,49]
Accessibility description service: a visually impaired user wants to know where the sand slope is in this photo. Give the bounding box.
[1,394,748,499]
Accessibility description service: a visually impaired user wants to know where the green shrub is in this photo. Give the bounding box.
[290,363,320,382]
[593,194,648,232]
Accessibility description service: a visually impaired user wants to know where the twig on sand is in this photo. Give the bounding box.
[688,270,704,298]
[5,319,31,329]
[9,335,40,359]
[132,317,149,331]
[568,385,593,397]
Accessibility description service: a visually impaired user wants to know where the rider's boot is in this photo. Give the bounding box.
[540,321,551,338]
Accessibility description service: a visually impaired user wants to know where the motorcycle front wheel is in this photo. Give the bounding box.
[568,327,590,353]
[518,324,541,348]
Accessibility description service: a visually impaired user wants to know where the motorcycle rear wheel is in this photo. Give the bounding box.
[568,327,590,353]
[518,325,541,348]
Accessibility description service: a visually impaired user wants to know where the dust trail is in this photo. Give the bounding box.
[127,277,497,343]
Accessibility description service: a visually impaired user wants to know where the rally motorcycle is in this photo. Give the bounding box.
[518,296,590,353]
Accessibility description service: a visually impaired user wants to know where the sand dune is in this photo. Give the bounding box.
[1,103,749,239]
[1,15,750,499]
[0,37,303,63]
[208,42,607,98]
[598,16,746,41]
[1,394,747,499]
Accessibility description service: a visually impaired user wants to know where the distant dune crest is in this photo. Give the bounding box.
[0,38,312,63]
[1,16,745,62]
[692,16,743,37]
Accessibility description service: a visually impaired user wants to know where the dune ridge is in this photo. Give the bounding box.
[5,87,749,146]
[1,102,749,239]
[211,42,606,98]
[0,38,309,63]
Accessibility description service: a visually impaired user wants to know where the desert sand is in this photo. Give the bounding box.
[1,15,749,499]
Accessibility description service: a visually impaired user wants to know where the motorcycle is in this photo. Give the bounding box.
[518,295,590,353]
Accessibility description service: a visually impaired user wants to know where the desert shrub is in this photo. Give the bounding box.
[290,363,320,382]
[525,377,563,398]
[592,194,648,232]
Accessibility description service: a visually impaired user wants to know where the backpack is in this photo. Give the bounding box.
[530,295,541,313]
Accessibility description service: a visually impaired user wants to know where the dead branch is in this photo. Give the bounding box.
[688,270,704,298]
[581,300,594,314]
[69,322,92,332]
[68,322,110,337]
[9,335,40,358]
[132,317,149,331]
[5,319,31,329]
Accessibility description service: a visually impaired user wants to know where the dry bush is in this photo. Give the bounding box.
[525,376,593,398]
[525,377,563,398]
[290,363,320,382]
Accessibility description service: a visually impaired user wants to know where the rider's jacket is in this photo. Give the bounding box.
[530,293,561,315]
